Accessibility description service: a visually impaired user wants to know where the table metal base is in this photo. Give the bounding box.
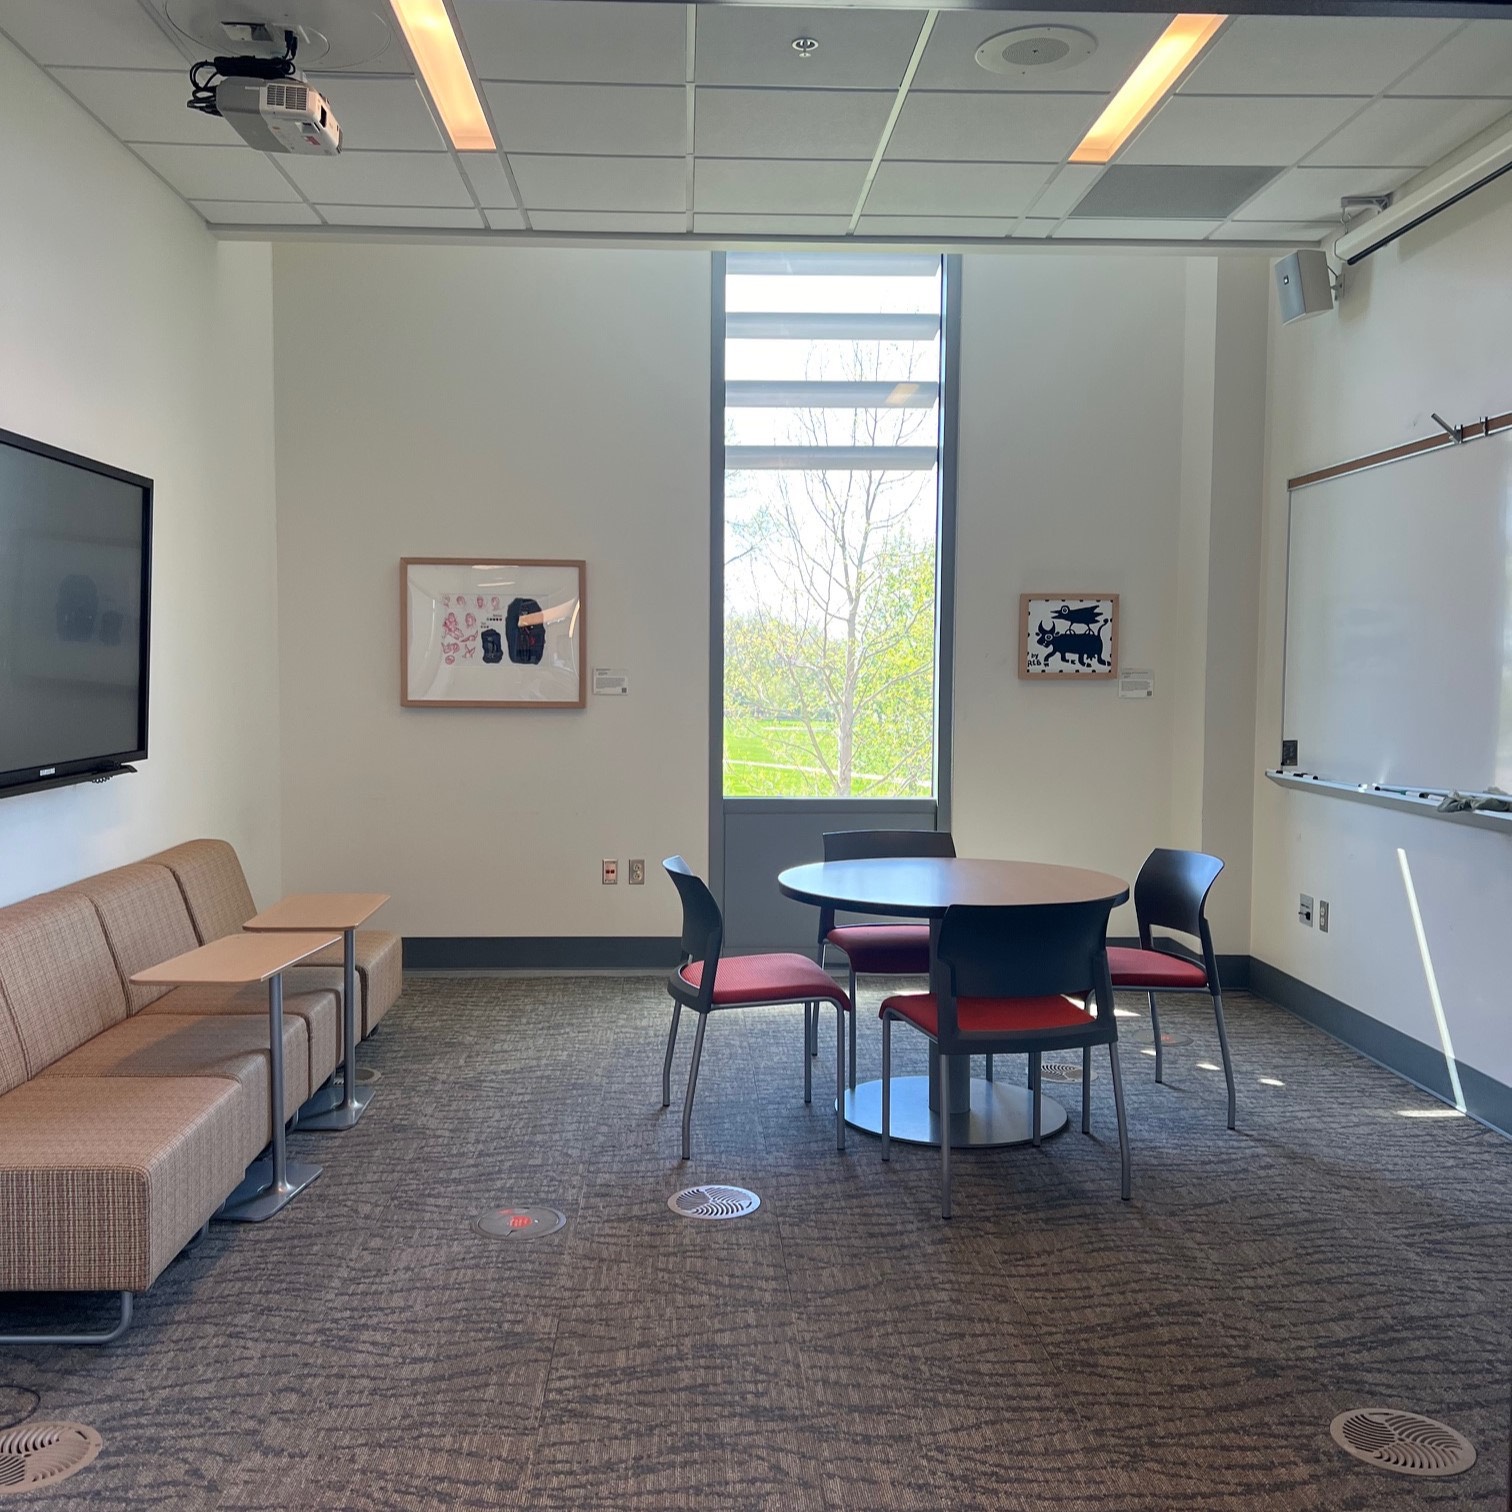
[218,1156,323,1222]
[843,1076,1069,1149]
[294,1082,374,1131]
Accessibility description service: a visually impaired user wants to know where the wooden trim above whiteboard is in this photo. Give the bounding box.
[1288,409,1512,491]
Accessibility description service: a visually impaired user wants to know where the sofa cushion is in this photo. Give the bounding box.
[0,984,26,1098]
[63,862,201,1013]
[140,984,341,1090]
[147,839,256,944]
[39,1011,312,1127]
[0,893,129,1079]
[290,929,402,1037]
[0,1076,260,1293]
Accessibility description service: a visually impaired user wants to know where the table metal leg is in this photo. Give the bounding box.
[220,972,321,1221]
[296,926,374,1132]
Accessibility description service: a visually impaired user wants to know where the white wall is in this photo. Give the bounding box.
[0,35,281,906]
[272,243,710,937]
[1254,172,1512,1091]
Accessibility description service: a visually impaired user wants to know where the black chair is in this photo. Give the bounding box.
[662,857,852,1159]
[814,830,956,1089]
[880,899,1129,1218]
[1106,849,1236,1130]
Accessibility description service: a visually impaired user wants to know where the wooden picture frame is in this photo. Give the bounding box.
[401,557,587,708]
[1018,593,1118,680]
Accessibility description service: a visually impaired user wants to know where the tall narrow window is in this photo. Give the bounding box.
[721,253,945,799]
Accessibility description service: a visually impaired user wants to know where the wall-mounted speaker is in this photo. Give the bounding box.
[1274,249,1334,323]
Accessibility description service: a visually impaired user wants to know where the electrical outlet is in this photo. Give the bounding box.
[1318,899,1330,933]
[1298,893,1313,927]
[628,859,645,886]
[602,860,618,885]
[1281,739,1298,767]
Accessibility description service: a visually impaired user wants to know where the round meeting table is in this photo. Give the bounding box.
[777,856,1129,1149]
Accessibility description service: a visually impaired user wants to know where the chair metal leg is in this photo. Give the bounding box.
[803,1001,814,1104]
[985,1053,994,1082]
[680,1013,708,1161]
[1108,1041,1132,1201]
[835,1005,847,1151]
[661,1001,682,1108]
[1213,989,1237,1131]
[807,1000,818,1058]
[1081,1046,1092,1135]
[1148,990,1164,1083]
[848,968,858,1088]
[0,1291,132,1345]
[1030,1051,1042,1146]
[939,1051,953,1220]
[880,1013,892,1162]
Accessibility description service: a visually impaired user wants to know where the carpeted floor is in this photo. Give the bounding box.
[1,974,1509,1510]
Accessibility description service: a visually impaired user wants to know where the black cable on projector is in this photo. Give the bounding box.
[185,30,298,117]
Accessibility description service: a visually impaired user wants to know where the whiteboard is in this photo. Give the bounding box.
[1283,429,1512,791]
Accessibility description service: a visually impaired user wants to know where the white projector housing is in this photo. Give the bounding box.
[215,75,340,154]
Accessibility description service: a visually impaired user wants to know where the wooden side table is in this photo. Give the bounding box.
[244,893,390,1131]
[133,930,339,1221]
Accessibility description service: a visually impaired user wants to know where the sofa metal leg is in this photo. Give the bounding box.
[0,1291,133,1346]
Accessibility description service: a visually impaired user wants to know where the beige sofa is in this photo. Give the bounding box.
[0,841,400,1342]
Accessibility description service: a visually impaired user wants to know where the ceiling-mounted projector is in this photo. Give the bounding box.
[185,25,342,155]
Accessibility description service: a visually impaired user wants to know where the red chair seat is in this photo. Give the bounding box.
[825,923,930,975]
[881,992,1092,1038]
[680,953,851,1010]
[1107,946,1208,990]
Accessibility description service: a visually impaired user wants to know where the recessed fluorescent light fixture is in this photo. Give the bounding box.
[389,0,495,151]
[1070,14,1225,165]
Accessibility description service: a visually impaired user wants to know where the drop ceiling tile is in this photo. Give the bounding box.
[694,158,867,215]
[1071,163,1282,219]
[133,143,302,201]
[695,7,926,90]
[190,199,320,225]
[483,82,685,156]
[49,68,235,145]
[1025,163,1103,217]
[459,154,517,209]
[0,0,189,67]
[1122,96,1364,167]
[1012,219,1061,238]
[510,154,686,211]
[303,77,445,152]
[1054,218,1221,240]
[1209,220,1335,241]
[485,207,526,230]
[912,11,1168,93]
[315,205,485,227]
[456,0,686,84]
[1390,22,1512,98]
[696,88,893,160]
[865,161,1052,217]
[694,213,851,233]
[856,215,1014,237]
[888,91,1103,163]
[533,210,686,231]
[1180,17,1455,96]
[1304,96,1512,167]
[1233,165,1412,220]
[279,150,472,206]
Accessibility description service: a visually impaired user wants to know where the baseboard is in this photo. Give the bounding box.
[404,936,680,971]
[1250,958,1512,1139]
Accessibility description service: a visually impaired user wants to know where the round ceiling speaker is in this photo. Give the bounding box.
[975,26,1098,76]
[161,0,396,70]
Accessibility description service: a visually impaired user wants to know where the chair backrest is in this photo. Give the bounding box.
[934,900,1116,1046]
[1133,849,1223,947]
[662,856,724,967]
[823,829,956,862]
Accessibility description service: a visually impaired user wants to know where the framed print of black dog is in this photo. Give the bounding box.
[1019,594,1118,680]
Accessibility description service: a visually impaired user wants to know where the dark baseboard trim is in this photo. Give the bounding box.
[404,937,680,971]
[1251,958,1512,1139]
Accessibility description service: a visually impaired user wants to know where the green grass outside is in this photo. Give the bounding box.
[723,717,929,799]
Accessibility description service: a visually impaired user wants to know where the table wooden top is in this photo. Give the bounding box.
[131,931,342,986]
[244,892,390,933]
[777,857,1129,917]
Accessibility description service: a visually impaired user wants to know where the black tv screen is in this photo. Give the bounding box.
[0,427,151,795]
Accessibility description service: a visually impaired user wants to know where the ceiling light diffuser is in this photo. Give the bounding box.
[389,0,495,151]
[1070,14,1225,165]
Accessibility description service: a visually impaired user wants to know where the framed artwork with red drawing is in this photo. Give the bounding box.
[401,558,586,708]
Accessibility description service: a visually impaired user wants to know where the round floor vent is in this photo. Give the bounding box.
[1329,1408,1476,1477]
[1041,1056,1093,1083]
[474,1206,565,1239]
[0,1423,102,1495]
[975,25,1097,76]
[668,1185,761,1220]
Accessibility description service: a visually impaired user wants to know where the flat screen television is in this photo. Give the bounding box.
[0,427,151,797]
